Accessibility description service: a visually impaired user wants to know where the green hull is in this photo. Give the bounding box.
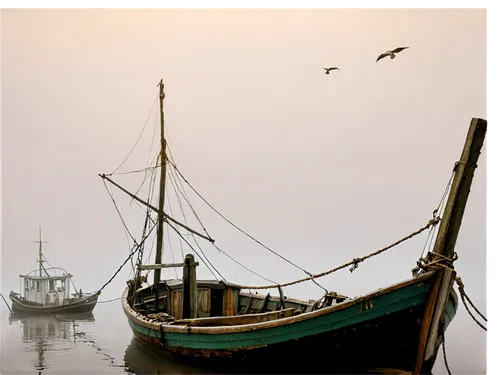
[122,271,458,373]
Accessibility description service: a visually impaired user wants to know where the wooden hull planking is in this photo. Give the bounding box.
[122,271,458,374]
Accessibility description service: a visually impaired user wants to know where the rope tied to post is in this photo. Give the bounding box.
[455,276,487,331]
[415,259,487,332]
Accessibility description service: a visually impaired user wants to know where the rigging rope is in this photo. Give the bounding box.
[109,166,159,176]
[166,164,229,281]
[110,95,158,175]
[110,185,135,272]
[420,170,455,259]
[96,297,124,304]
[0,293,12,313]
[41,255,80,294]
[165,174,184,268]
[168,164,211,239]
[134,181,218,281]
[135,161,159,275]
[83,222,158,302]
[455,277,487,331]
[163,188,180,278]
[416,261,487,331]
[106,100,327,290]
[102,180,139,249]
[171,164,328,292]
[212,243,278,285]
[105,180,138,274]
[147,106,159,167]
[232,216,441,290]
[166,221,225,281]
[166,161,307,288]
[131,153,160,204]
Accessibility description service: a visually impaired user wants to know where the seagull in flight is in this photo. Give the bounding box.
[376,47,409,62]
[323,67,340,74]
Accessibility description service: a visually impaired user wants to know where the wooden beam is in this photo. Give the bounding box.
[170,307,297,327]
[418,118,486,371]
[182,254,199,319]
[137,263,184,271]
[99,174,214,243]
[424,268,456,361]
[413,271,443,374]
[431,118,487,260]
[256,293,270,313]
[278,286,286,310]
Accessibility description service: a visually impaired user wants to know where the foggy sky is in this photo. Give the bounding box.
[1,8,487,374]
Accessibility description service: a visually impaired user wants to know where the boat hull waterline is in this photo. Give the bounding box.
[9,292,99,315]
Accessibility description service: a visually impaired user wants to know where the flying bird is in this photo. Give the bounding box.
[323,67,340,74]
[376,47,409,62]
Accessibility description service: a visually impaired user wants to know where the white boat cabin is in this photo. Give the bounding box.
[19,273,74,306]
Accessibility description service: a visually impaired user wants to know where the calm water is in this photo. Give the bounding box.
[0,298,484,374]
[0,301,214,375]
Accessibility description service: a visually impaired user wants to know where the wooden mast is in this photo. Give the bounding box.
[35,226,48,277]
[414,117,487,373]
[154,79,168,310]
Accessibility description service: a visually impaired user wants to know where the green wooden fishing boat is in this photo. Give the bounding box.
[100,79,486,374]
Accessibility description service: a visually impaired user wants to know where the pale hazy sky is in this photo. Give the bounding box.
[0,8,489,374]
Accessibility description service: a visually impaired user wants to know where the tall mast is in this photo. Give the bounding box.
[154,79,168,308]
[35,226,47,277]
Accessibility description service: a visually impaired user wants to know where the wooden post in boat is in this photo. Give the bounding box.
[414,118,487,374]
[182,254,199,319]
[153,79,168,311]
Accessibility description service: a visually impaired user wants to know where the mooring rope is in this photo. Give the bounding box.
[413,258,487,375]
[442,327,452,375]
[96,297,125,304]
[81,222,158,303]
[0,293,12,313]
[417,261,487,332]
[455,277,487,331]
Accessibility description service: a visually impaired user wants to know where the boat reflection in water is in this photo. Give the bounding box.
[8,312,95,372]
[124,336,218,375]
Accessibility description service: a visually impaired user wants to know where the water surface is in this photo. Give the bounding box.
[0,298,483,374]
[0,301,208,374]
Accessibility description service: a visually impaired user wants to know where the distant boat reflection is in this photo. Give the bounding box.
[124,336,219,374]
[9,312,95,372]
